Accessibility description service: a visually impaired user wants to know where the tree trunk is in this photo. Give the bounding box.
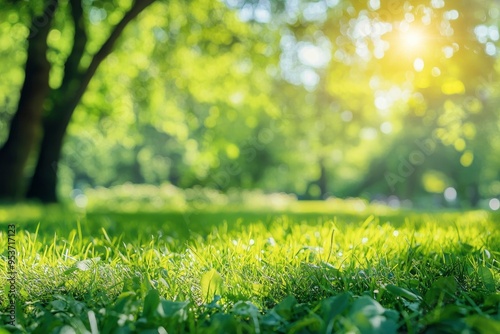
[26,0,156,202]
[0,1,58,200]
[318,159,328,199]
[468,183,480,208]
[25,118,67,202]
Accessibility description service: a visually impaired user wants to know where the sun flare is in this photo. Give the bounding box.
[401,29,426,50]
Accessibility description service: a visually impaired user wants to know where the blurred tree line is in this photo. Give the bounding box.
[0,0,499,207]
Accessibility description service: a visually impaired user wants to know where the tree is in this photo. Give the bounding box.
[0,0,155,202]
[0,1,58,200]
[56,0,283,193]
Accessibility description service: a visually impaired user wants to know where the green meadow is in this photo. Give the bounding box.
[1,203,499,333]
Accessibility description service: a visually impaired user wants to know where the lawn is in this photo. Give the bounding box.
[1,202,499,333]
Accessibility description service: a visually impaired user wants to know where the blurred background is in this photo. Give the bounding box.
[0,0,499,210]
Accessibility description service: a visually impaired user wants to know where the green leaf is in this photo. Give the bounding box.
[200,268,224,303]
[401,299,420,312]
[350,296,386,318]
[320,292,351,321]
[384,309,400,321]
[261,310,283,327]
[208,314,239,333]
[484,293,500,307]
[438,304,467,319]
[232,301,259,317]
[424,319,468,334]
[142,289,160,317]
[466,315,500,334]
[460,243,475,252]
[50,299,67,312]
[159,300,189,321]
[231,301,261,333]
[273,295,297,320]
[112,291,136,313]
[424,277,457,306]
[287,313,323,334]
[59,325,77,334]
[385,284,421,302]
[432,277,458,294]
[478,266,496,292]
[348,297,398,334]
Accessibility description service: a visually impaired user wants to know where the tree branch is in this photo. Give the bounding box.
[78,0,156,98]
[60,0,87,90]
[45,0,155,125]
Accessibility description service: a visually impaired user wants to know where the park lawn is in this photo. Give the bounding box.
[0,203,499,333]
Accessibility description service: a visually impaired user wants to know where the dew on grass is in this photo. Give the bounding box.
[249,239,255,246]
[393,230,399,237]
[484,249,491,259]
[267,237,276,246]
[362,237,368,244]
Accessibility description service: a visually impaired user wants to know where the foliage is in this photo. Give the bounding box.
[1,0,499,204]
[0,203,499,332]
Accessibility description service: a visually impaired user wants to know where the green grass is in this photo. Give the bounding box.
[0,202,499,333]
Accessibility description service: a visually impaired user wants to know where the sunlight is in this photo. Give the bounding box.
[298,43,330,68]
[401,29,425,50]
